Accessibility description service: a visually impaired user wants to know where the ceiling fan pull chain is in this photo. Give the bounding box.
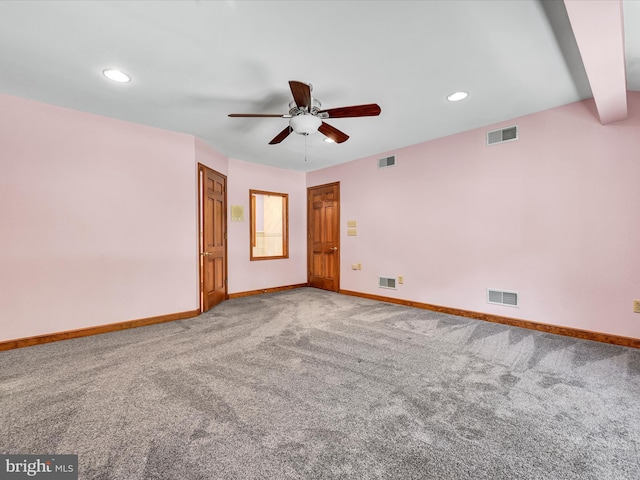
[304,133,308,162]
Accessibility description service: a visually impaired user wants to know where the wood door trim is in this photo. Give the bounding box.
[198,164,204,312]
[307,181,340,292]
[198,163,228,313]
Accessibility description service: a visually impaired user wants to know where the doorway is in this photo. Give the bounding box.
[307,182,340,292]
[198,164,227,312]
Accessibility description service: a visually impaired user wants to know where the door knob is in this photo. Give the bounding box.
[200,252,212,257]
[329,247,338,252]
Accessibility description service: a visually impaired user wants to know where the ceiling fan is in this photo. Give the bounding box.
[228,80,381,144]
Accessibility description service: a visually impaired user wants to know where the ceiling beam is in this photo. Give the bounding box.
[564,0,627,124]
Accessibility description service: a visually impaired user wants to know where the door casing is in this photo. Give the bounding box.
[198,163,228,312]
[307,182,340,292]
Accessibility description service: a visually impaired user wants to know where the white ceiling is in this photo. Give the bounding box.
[0,1,637,172]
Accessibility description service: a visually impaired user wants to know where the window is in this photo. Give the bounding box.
[249,190,289,260]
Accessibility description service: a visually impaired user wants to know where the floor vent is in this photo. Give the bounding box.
[378,155,396,169]
[487,289,519,307]
[379,277,397,289]
[487,126,518,146]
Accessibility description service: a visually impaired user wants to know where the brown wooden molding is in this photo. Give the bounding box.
[229,283,309,299]
[0,309,200,352]
[6,288,635,351]
[340,289,640,349]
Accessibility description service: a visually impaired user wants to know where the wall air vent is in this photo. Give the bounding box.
[379,277,397,289]
[487,126,518,146]
[378,155,396,169]
[487,289,519,307]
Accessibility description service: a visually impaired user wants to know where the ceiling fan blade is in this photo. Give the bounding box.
[228,113,290,118]
[319,122,349,143]
[319,103,381,118]
[289,81,312,110]
[269,126,293,145]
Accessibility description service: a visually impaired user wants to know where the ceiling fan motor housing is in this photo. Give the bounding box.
[289,98,322,115]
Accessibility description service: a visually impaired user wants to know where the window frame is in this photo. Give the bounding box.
[249,189,289,261]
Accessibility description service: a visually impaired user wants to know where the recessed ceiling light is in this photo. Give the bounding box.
[324,137,335,143]
[447,91,468,102]
[102,69,131,83]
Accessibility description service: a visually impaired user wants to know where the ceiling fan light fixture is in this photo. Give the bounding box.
[324,137,335,143]
[289,114,322,135]
[447,91,468,102]
[102,69,131,83]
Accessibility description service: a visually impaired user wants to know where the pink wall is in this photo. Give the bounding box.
[2,92,638,343]
[227,158,307,293]
[308,93,640,339]
[0,94,200,342]
[0,95,307,343]
[193,144,307,295]
[195,137,228,176]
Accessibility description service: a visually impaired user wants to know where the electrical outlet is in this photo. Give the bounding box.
[634,300,640,314]
[351,264,358,270]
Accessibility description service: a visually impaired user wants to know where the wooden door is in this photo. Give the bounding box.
[307,182,340,292]
[199,164,227,312]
